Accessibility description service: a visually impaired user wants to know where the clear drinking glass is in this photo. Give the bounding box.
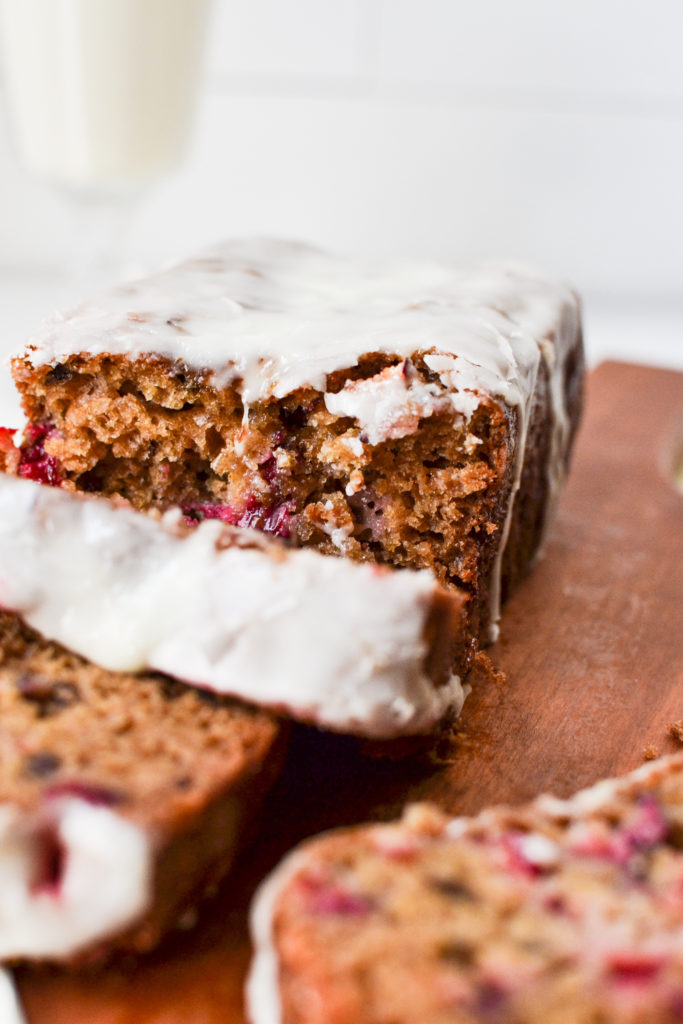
[0,0,211,282]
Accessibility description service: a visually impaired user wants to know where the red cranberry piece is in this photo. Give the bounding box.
[24,424,46,445]
[310,886,374,916]
[30,824,66,897]
[300,875,374,917]
[236,503,264,531]
[497,833,552,879]
[261,501,294,539]
[622,795,668,850]
[571,796,668,868]
[183,497,294,540]
[607,952,667,985]
[542,893,568,915]
[182,502,241,527]
[46,781,123,807]
[570,829,622,862]
[474,980,509,1016]
[259,454,278,484]
[18,423,62,486]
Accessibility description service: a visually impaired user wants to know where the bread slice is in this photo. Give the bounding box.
[0,611,285,964]
[0,473,467,740]
[248,754,683,1024]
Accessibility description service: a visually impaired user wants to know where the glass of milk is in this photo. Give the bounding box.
[0,0,211,276]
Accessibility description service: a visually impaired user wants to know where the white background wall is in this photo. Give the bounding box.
[0,0,681,395]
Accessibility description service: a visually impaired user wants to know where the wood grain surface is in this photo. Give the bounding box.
[16,361,683,1024]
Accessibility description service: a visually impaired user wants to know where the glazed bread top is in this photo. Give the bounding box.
[20,240,579,428]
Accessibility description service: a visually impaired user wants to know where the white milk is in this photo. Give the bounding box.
[0,0,210,189]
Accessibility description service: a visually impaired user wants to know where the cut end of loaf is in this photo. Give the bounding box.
[11,348,524,644]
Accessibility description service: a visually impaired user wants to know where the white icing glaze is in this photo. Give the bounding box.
[0,797,151,960]
[22,240,576,403]
[20,239,581,639]
[324,360,454,446]
[246,848,309,1024]
[0,474,465,739]
[0,969,26,1024]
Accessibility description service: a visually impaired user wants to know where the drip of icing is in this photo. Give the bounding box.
[537,298,582,547]
[0,474,465,740]
[19,240,581,639]
[246,849,308,1024]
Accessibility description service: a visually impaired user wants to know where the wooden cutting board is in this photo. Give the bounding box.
[17,361,683,1024]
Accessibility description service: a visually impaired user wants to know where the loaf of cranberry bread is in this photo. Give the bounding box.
[0,609,285,964]
[248,754,683,1024]
[10,239,584,646]
[0,473,467,739]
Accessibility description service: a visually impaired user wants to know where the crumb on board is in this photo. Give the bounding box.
[668,721,683,743]
[472,651,506,687]
[643,744,659,761]
[429,724,469,766]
